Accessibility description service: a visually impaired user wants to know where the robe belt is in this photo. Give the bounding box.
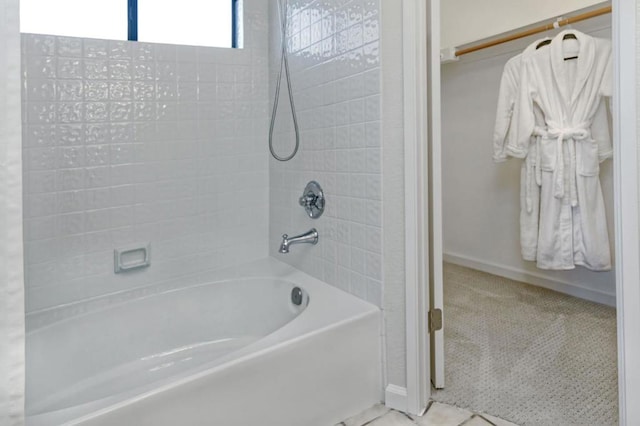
[524,126,547,213]
[545,122,591,207]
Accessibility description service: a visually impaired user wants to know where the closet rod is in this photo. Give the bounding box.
[455,5,612,57]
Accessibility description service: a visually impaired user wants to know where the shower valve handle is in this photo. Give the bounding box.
[299,193,320,208]
[298,181,325,219]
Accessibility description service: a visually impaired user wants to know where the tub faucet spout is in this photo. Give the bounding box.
[279,228,319,253]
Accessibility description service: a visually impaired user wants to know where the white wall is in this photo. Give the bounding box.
[268,0,383,307]
[441,15,616,305]
[1,0,26,422]
[21,0,270,314]
[442,0,609,49]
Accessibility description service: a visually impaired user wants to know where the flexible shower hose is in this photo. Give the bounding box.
[269,0,300,162]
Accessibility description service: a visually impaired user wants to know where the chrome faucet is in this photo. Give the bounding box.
[279,228,319,253]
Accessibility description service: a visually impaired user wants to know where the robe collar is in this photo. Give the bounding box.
[525,37,552,55]
[550,29,595,108]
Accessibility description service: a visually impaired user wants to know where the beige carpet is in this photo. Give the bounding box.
[431,264,618,426]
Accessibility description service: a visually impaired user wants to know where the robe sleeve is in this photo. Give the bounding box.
[506,58,536,159]
[600,42,613,97]
[591,97,613,162]
[594,41,613,161]
[493,58,518,162]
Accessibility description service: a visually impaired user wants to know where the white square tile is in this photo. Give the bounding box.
[25,125,56,148]
[57,57,83,79]
[351,247,366,274]
[84,39,109,59]
[349,98,365,123]
[27,102,56,124]
[26,216,57,241]
[26,56,56,79]
[57,169,84,191]
[108,40,133,60]
[84,59,109,80]
[366,277,382,306]
[26,34,56,56]
[57,190,85,213]
[110,81,133,101]
[365,95,381,121]
[27,79,56,101]
[349,148,366,173]
[85,188,111,210]
[27,147,57,171]
[350,271,368,300]
[133,62,155,81]
[350,123,366,148]
[84,81,109,102]
[56,124,84,147]
[57,212,85,237]
[132,42,155,62]
[57,102,84,123]
[25,193,57,218]
[154,44,176,62]
[84,102,109,122]
[365,251,382,280]
[84,166,110,189]
[85,207,111,234]
[29,171,56,194]
[57,146,85,169]
[86,145,110,167]
[365,121,381,147]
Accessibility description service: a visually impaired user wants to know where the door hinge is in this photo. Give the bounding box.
[429,309,443,333]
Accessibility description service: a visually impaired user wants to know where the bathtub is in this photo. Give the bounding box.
[26,258,381,426]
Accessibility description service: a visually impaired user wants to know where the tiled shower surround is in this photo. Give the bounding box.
[22,0,383,316]
[268,0,383,307]
[21,1,270,313]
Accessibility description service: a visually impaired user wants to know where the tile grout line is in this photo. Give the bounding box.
[422,399,435,416]
[475,413,498,426]
[359,409,391,426]
[455,414,474,426]
[457,413,497,426]
[340,401,518,426]
[396,409,416,422]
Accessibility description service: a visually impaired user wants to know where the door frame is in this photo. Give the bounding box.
[403,0,640,423]
[402,0,431,416]
[612,1,640,424]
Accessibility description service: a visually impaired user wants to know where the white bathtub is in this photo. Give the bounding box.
[26,258,381,426]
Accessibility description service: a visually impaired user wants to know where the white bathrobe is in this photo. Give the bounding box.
[493,38,550,260]
[508,30,613,271]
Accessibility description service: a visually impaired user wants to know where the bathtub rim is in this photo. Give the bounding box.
[25,257,323,331]
[26,275,310,334]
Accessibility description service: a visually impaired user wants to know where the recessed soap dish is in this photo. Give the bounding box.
[114,244,151,273]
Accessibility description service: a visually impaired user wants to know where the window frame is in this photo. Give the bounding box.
[127,0,239,48]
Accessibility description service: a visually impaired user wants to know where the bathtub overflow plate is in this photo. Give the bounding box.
[291,287,304,306]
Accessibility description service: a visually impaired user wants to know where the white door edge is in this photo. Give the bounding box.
[427,0,445,389]
[403,0,430,416]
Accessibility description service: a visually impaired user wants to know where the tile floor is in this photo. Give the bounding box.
[337,402,519,426]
